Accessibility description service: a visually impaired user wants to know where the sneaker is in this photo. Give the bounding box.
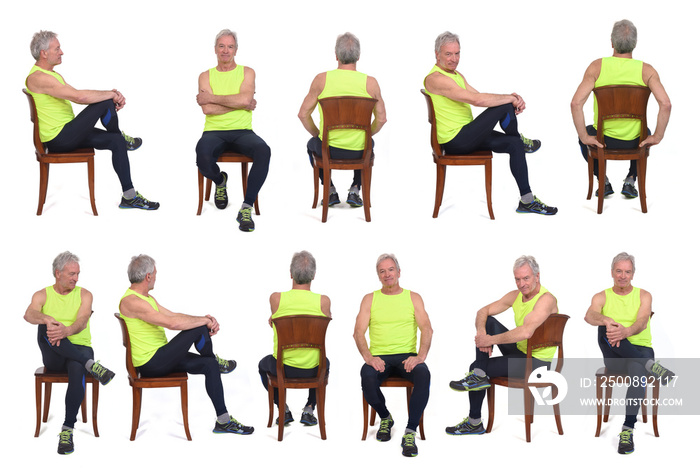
[516,197,558,215]
[216,355,236,374]
[618,429,634,454]
[449,370,491,391]
[595,182,614,197]
[445,418,486,435]
[213,416,254,435]
[119,192,160,210]
[275,410,294,425]
[621,182,639,198]
[649,361,675,386]
[376,415,394,442]
[215,172,229,209]
[122,131,142,151]
[321,191,341,207]
[236,207,255,232]
[300,411,318,426]
[90,361,115,386]
[401,432,418,457]
[520,133,541,153]
[347,191,363,207]
[57,429,74,455]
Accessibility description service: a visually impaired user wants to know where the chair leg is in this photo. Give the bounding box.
[552,385,563,435]
[586,151,595,200]
[312,165,320,209]
[317,383,327,440]
[641,384,648,423]
[361,168,371,222]
[652,381,660,437]
[597,157,606,214]
[595,375,603,437]
[35,377,42,437]
[87,158,97,216]
[485,385,495,433]
[638,155,648,213]
[130,386,142,441]
[277,386,286,441]
[603,383,613,422]
[91,380,100,437]
[43,383,52,423]
[321,173,330,223]
[37,162,49,215]
[197,171,205,215]
[524,388,533,443]
[361,395,370,440]
[180,382,192,441]
[267,383,275,428]
[485,160,494,220]
[433,163,446,218]
[205,179,213,202]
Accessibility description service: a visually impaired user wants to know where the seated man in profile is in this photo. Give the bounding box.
[584,252,674,455]
[258,250,331,426]
[298,32,386,208]
[354,254,433,457]
[571,19,671,198]
[445,256,557,436]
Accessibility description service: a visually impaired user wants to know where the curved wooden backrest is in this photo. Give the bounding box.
[23,88,47,155]
[317,96,376,165]
[593,85,651,145]
[420,89,442,157]
[272,314,331,383]
[114,313,139,380]
[526,313,570,373]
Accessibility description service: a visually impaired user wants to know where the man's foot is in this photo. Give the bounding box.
[300,411,318,426]
[595,181,614,197]
[516,197,558,215]
[449,370,491,391]
[445,418,486,435]
[618,429,634,454]
[275,409,294,425]
[216,355,236,374]
[321,191,341,207]
[90,361,115,386]
[119,192,160,210]
[215,172,229,209]
[347,191,363,207]
[520,133,541,153]
[376,415,394,442]
[649,361,675,386]
[401,432,418,457]
[621,182,639,198]
[122,131,142,151]
[57,429,74,455]
[236,207,255,232]
[213,416,254,435]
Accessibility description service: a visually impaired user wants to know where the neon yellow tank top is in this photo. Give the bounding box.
[271,289,327,369]
[594,57,646,140]
[513,286,556,362]
[369,289,417,356]
[203,66,253,132]
[424,65,474,144]
[601,287,651,347]
[42,285,91,347]
[119,289,168,367]
[318,69,371,150]
[26,65,75,142]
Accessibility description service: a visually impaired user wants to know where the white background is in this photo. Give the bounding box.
[1,0,696,468]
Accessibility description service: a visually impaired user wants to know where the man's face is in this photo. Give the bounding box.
[55,261,79,294]
[43,38,63,66]
[377,258,400,289]
[611,260,635,290]
[436,41,460,73]
[514,264,539,298]
[215,35,237,64]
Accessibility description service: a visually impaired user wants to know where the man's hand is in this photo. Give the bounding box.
[639,134,662,147]
[46,320,68,346]
[511,93,526,114]
[580,133,603,148]
[365,356,386,372]
[205,315,220,335]
[111,89,126,111]
[402,355,424,373]
[605,321,628,347]
[474,332,493,356]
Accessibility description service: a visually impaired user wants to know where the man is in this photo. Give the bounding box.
[424,32,557,215]
[584,252,674,455]
[445,256,558,436]
[196,29,271,232]
[26,31,159,210]
[571,19,671,198]
[298,32,386,208]
[118,254,253,436]
[353,254,433,457]
[24,251,115,455]
[258,251,331,426]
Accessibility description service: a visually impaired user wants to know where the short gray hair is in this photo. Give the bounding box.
[611,252,636,273]
[435,31,460,54]
[52,251,79,276]
[290,251,317,285]
[514,255,540,275]
[30,30,57,60]
[335,32,361,64]
[128,254,156,284]
[376,253,400,273]
[611,19,637,54]
[215,29,238,48]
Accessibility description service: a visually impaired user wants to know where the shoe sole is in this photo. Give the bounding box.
[300,420,318,426]
[449,383,491,392]
[213,430,254,435]
[445,428,486,435]
[621,192,638,199]
[515,209,557,216]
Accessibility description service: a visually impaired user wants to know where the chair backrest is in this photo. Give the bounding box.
[23,88,46,155]
[317,96,377,164]
[272,315,331,383]
[114,313,139,380]
[526,313,570,373]
[420,89,442,157]
[593,85,651,145]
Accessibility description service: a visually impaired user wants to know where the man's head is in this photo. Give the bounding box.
[128,254,157,289]
[513,255,540,297]
[611,19,637,54]
[290,250,317,285]
[610,252,635,289]
[335,32,361,65]
[30,30,61,65]
[434,31,460,73]
[214,29,238,63]
[52,251,80,293]
[376,253,401,287]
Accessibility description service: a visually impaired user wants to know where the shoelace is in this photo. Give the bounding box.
[402,433,416,446]
[122,132,136,146]
[215,186,227,199]
[59,430,72,444]
[520,133,534,146]
[619,430,633,445]
[92,362,107,377]
[216,355,230,370]
[239,208,252,221]
[378,418,392,433]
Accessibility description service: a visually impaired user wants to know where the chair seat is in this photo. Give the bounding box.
[130,371,189,386]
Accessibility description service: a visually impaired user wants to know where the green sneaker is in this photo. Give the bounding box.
[57,429,74,455]
[618,429,634,454]
[122,131,142,151]
[215,172,228,209]
[401,432,418,457]
[520,133,541,153]
[90,361,115,385]
[236,207,255,232]
[376,415,394,442]
[216,355,236,374]
[649,361,675,386]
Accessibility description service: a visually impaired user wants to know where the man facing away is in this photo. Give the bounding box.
[26,31,159,210]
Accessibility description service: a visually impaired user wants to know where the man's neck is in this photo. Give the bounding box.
[380,285,403,296]
[612,51,633,59]
[612,284,634,296]
[129,283,150,297]
[53,284,74,296]
[217,61,238,72]
[35,60,54,72]
[337,62,357,71]
[436,63,456,74]
[291,282,312,291]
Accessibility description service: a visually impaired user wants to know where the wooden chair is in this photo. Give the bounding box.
[23,89,98,216]
[586,85,652,214]
[114,314,191,441]
[485,313,569,442]
[34,366,99,437]
[361,376,425,440]
[421,89,494,219]
[311,96,377,223]
[197,152,260,215]
[266,315,331,441]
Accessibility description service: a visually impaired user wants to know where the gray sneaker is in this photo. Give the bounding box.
[449,370,491,391]
[445,418,486,435]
